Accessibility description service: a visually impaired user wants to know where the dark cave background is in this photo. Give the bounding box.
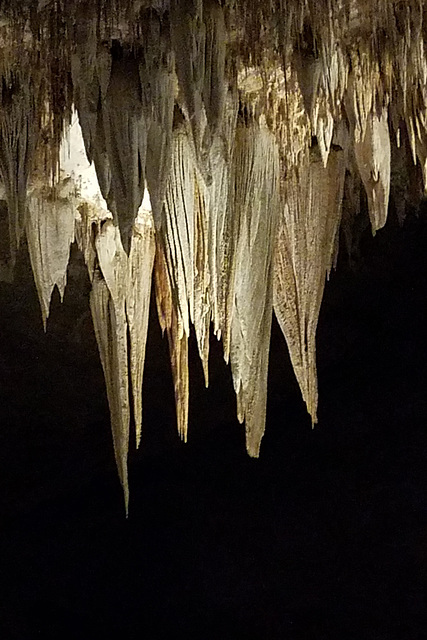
[1,198,427,639]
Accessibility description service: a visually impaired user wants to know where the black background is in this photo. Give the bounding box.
[1,205,427,639]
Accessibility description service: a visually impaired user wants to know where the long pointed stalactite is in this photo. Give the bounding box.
[1,0,427,509]
[273,146,346,424]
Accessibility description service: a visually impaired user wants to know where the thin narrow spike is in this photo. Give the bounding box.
[90,269,129,515]
[207,89,238,343]
[154,240,189,442]
[167,319,189,443]
[127,210,156,448]
[193,173,210,387]
[91,220,130,514]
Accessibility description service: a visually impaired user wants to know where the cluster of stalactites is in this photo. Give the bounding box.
[0,0,427,508]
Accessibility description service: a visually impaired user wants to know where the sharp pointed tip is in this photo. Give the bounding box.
[124,487,130,518]
[135,425,142,449]
[246,441,261,459]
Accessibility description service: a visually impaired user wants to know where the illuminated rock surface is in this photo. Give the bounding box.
[0,1,426,507]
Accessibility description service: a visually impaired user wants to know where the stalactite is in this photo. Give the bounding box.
[206,133,231,341]
[0,68,39,277]
[207,88,238,349]
[293,42,322,123]
[140,10,175,229]
[127,210,156,447]
[170,0,206,163]
[70,9,100,164]
[26,183,76,330]
[154,240,189,442]
[161,120,195,339]
[229,121,279,456]
[273,146,346,424]
[157,115,212,434]
[103,48,147,253]
[91,220,130,513]
[201,0,226,151]
[193,176,210,386]
[354,107,391,234]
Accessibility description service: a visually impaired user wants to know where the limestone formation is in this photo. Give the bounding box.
[0,0,425,507]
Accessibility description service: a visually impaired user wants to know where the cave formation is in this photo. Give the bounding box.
[0,0,426,511]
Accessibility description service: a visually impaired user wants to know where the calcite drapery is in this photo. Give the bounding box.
[26,183,76,330]
[354,107,391,234]
[229,122,280,456]
[88,204,155,514]
[273,147,346,424]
